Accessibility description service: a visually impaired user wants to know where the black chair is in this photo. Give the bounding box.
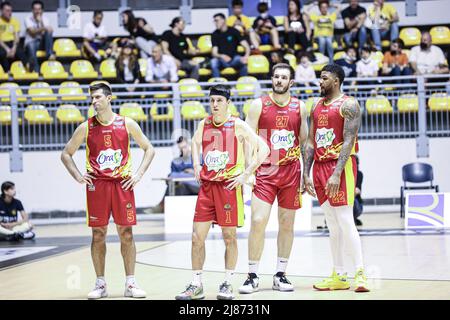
[400,162,439,217]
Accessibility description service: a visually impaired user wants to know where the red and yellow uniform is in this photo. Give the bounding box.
[253,95,304,210]
[312,94,358,206]
[85,115,135,227]
[194,116,245,227]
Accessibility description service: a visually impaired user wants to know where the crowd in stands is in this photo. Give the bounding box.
[0,0,448,89]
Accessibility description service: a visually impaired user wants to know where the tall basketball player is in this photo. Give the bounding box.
[61,82,155,299]
[175,85,269,300]
[239,63,308,294]
[303,64,369,292]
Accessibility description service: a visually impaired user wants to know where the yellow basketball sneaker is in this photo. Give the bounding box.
[354,268,370,292]
[313,270,350,291]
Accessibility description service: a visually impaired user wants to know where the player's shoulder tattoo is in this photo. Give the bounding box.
[341,97,360,120]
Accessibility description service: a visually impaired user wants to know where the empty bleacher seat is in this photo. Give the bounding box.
[56,104,85,123]
[428,93,449,111]
[0,82,26,102]
[248,55,270,74]
[430,26,450,45]
[40,60,69,80]
[29,81,57,102]
[10,61,39,80]
[399,27,421,46]
[228,102,240,117]
[365,95,393,114]
[0,105,22,125]
[284,53,297,69]
[207,77,228,83]
[197,35,212,54]
[312,52,329,72]
[236,76,258,96]
[179,78,205,98]
[397,94,419,113]
[99,59,117,78]
[333,51,345,61]
[59,81,87,101]
[119,102,148,121]
[70,60,99,79]
[24,105,54,124]
[181,101,208,120]
[150,103,174,121]
[54,38,81,57]
[220,67,237,76]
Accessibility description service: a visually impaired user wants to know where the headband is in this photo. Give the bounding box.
[209,87,230,100]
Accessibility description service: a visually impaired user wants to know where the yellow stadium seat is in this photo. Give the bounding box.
[236,76,258,96]
[305,97,320,114]
[40,60,69,80]
[100,59,117,78]
[221,67,237,76]
[333,51,345,61]
[138,58,147,78]
[430,26,450,45]
[284,43,302,51]
[197,35,212,54]
[228,102,240,117]
[0,64,8,81]
[259,44,274,53]
[29,81,57,102]
[56,104,85,123]
[284,53,297,69]
[36,50,46,58]
[382,40,390,48]
[10,61,39,80]
[0,106,22,125]
[365,95,393,114]
[199,68,212,77]
[208,77,228,83]
[0,82,26,102]
[312,52,329,72]
[181,101,208,120]
[119,102,148,121]
[237,46,245,54]
[371,51,384,69]
[397,94,419,113]
[177,70,187,78]
[179,78,205,98]
[54,38,81,57]
[313,41,339,51]
[248,55,270,74]
[242,99,254,118]
[428,93,450,111]
[192,57,205,64]
[59,81,87,101]
[275,16,284,26]
[399,27,421,46]
[150,103,174,121]
[24,105,54,124]
[88,106,96,118]
[70,60,99,79]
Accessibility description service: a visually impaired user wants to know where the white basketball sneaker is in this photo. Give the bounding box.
[272,272,294,292]
[124,282,146,298]
[238,274,260,294]
[87,280,108,299]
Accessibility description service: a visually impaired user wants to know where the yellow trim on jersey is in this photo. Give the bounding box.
[212,114,231,127]
[323,94,345,107]
[236,185,244,227]
[344,158,355,206]
[269,93,291,108]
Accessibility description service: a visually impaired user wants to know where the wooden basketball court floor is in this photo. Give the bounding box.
[1,212,450,300]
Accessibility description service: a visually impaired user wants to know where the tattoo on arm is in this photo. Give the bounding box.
[333,98,361,176]
[303,115,315,176]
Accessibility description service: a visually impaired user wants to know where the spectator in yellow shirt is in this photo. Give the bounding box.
[366,0,399,51]
[306,0,341,60]
[0,1,26,72]
[227,0,251,38]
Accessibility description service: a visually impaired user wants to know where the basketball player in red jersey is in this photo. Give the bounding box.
[239,63,308,294]
[61,82,155,299]
[303,64,369,292]
[175,85,269,300]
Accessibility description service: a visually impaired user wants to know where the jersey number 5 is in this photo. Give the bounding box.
[104,135,112,148]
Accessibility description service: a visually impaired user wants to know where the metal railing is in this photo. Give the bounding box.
[0,74,449,153]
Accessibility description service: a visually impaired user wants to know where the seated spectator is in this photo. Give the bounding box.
[211,13,250,78]
[366,0,399,51]
[249,2,281,52]
[295,51,318,87]
[115,42,142,93]
[305,0,341,60]
[356,46,379,78]
[341,0,367,51]
[24,0,55,73]
[270,50,289,70]
[121,9,157,58]
[227,0,252,38]
[353,156,364,226]
[0,1,26,72]
[161,17,199,80]
[0,181,35,241]
[82,10,108,63]
[284,0,312,54]
[382,38,412,78]
[335,46,357,77]
[145,44,178,84]
[409,32,449,75]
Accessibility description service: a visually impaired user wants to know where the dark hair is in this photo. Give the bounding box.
[210,84,231,100]
[31,0,44,9]
[272,62,295,80]
[288,0,301,16]
[361,45,371,54]
[257,2,269,13]
[89,82,112,97]
[1,1,12,9]
[213,13,226,20]
[93,10,103,17]
[122,9,137,33]
[170,16,182,28]
[1,181,14,198]
[232,0,243,7]
[319,0,330,7]
[392,38,404,49]
[321,64,345,86]
[296,50,310,61]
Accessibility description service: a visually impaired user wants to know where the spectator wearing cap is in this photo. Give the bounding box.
[115,42,143,93]
[82,10,108,62]
[249,2,281,52]
[161,17,199,80]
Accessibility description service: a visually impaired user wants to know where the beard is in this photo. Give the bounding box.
[320,86,327,97]
[273,84,289,94]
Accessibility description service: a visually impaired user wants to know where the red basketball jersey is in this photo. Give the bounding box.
[312,94,359,162]
[200,115,245,182]
[257,95,303,166]
[86,115,132,180]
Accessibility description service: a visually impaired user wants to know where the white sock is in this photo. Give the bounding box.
[224,269,234,283]
[126,275,136,285]
[192,270,202,286]
[96,276,106,285]
[276,257,288,274]
[334,204,364,271]
[322,201,345,275]
[248,260,259,275]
